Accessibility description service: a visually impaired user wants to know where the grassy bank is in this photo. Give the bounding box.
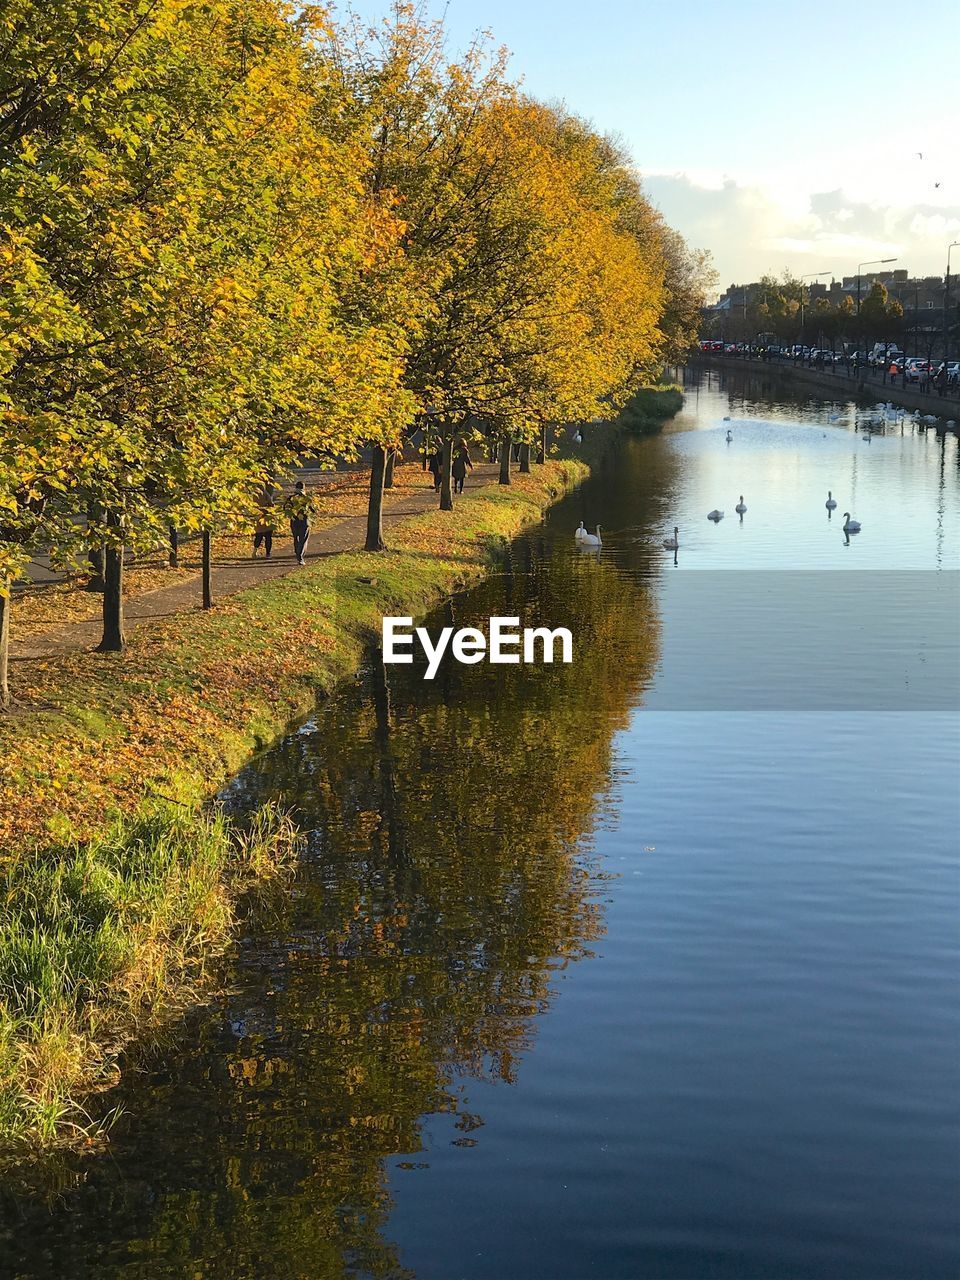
[0,461,586,1151]
[617,385,684,434]
[0,804,300,1152]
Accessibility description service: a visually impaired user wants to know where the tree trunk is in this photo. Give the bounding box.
[202,530,212,608]
[384,447,396,489]
[372,655,405,865]
[366,445,387,551]
[84,504,104,593]
[168,525,179,568]
[96,524,124,652]
[536,424,547,464]
[439,435,454,511]
[0,586,9,709]
[85,504,105,591]
[519,442,532,473]
[499,437,512,485]
[85,545,105,592]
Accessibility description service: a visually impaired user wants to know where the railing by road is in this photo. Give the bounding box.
[693,353,960,417]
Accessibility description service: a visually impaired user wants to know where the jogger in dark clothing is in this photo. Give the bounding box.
[452,442,473,494]
[291,519,308,563]
[252,507,274,558]
[284,481,315,565]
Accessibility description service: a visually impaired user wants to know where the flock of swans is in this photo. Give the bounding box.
[575,487,862,554]
[573,414,871,554]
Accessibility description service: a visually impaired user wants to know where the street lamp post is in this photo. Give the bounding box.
[800,271,831,362]
[943,242,960,385]
[856,257,898,379]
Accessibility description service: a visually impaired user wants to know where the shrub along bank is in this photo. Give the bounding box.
[617,385,684,435]
[0,461,585,1152]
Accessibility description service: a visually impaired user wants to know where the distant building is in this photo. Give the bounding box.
[704,271,951,352]
[711,271,946,313]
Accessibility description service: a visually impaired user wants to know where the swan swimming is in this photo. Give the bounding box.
[735,496,747,514]
[842,512,861,533]
[707,509,724,521]
[580,524,602,547]
[574,521,587,542]
[662,527,679,550]
[825,491,837,509]
[725,430,733,442]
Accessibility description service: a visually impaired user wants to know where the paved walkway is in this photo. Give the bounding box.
[12,463,498,663]
[16,462,366,586]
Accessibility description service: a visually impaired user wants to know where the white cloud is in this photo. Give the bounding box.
[642,172,960,293]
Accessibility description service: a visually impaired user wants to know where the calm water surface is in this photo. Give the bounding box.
[2,369,958,1279]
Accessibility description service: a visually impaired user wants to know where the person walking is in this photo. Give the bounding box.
[284,480,315,565]
[452,441,473,494]
[252,504,274,559]
[427,448,442,491]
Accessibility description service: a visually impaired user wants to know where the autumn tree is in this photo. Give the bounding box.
[328,11,674,527]
[859,280,904,345]
[651,225,717,364]
[1,0,412,652]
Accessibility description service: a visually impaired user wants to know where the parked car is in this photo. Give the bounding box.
[869,344,904,367]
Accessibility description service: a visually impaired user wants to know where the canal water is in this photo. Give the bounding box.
[3,368,958,1278]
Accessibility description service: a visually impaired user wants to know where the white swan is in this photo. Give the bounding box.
[707,509,724,521]
[725,430,733,442]
[842,512,861,533]
[735,495,746,514]
[581,524,602,547]
[662,527,679,550]
[574,521,587,542]
[573,430,583,444]
[825,491,837,510]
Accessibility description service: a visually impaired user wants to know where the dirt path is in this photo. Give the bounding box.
[12,463,499,662]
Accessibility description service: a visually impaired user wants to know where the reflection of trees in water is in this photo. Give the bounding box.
[1,543,659,1279]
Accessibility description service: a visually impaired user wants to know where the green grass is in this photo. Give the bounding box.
[0,802,300,1151]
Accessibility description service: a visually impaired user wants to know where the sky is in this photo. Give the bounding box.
[339,0,960,297]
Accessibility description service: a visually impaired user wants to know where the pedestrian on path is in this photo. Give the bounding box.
[284,481,315,565]
[452,441,473,494]
[252,505,274,558]
[427,449,442,491]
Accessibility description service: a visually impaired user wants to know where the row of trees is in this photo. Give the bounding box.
[713,274,905,347]
[0,0,712,699]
